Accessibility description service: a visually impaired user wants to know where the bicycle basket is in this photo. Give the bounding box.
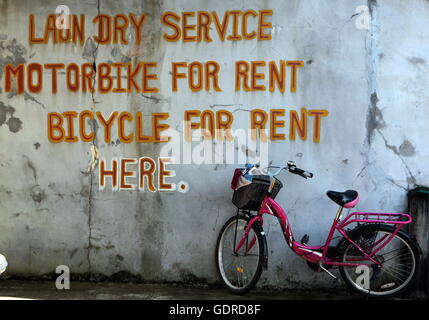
[232,175,271,211]
[269,178,283,199]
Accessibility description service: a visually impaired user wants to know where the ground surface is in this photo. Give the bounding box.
[0,280,363,300]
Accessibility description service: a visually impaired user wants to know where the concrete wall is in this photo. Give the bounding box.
[0,0,428,288]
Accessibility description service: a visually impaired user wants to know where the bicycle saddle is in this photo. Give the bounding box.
[326,190,359,208]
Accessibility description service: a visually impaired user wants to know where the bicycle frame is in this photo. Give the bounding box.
[234,195,412,268]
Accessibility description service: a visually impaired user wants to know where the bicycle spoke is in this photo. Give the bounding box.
[217,217,261,291]
[382,252,412,264]
[235,261,241,287]
[242,259,251,285]
[385,261,413,270]
[372,270,393,290]
[381,268,407,283]
[341,228,418,297]
[383,263,412,277]
[223,256,235,269]
[379,247,405,257]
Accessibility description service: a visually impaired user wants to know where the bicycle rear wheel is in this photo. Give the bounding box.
[339,225,420,298]
[215,215,264,294]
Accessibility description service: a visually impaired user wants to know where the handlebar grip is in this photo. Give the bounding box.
[302,171,313,179]
[291,167,313,179]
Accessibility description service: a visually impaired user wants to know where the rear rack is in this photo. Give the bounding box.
[338,212,412,229]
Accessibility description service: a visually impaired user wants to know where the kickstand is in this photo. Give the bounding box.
[320,265,338,282]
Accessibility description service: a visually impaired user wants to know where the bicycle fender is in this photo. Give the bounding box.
[253,221,268,270]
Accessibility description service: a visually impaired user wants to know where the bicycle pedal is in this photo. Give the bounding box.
[300,234,309,245]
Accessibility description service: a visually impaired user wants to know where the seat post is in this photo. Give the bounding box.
[335,206,344,220]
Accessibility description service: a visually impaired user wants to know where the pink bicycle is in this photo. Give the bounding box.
[215,161,421,298]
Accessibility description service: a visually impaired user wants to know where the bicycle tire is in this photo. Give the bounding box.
[338,224,420,298]
[215,215,264,295]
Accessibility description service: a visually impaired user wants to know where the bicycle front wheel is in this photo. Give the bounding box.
[215,215,264,294]
[339,225,420,298]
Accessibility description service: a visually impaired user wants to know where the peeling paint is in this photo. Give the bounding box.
[111,46,131,63]
[0,101,23,133]
[82,37,97,61]
[0,34,27,79]
[408,56,425,65]
[30,185,46,203]
[83,145,99,174]
[366,92,385,145]
[0,101,14,126]
[398,139,416,157]
[367,0,377,17]
[6,116,22,132]
[24,156,37,183]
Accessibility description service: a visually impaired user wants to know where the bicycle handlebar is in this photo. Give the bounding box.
[288,166,314,179]
[286,160,313,179]
[246,161,314,179]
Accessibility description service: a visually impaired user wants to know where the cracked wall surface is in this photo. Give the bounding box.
[0,0,428,288]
